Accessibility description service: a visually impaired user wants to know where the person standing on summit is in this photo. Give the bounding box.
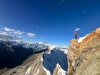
[74,30,78,39]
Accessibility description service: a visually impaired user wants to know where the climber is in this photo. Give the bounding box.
[74,30,78,39]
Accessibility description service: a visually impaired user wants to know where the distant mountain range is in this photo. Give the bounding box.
[0,39,68,75]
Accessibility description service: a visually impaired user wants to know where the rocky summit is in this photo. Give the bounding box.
[67,28,100,75]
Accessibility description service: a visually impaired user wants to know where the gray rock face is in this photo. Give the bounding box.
[1,53,47,75]
[67,28,100,75]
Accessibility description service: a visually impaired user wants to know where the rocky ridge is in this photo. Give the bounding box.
[67,28,100,75]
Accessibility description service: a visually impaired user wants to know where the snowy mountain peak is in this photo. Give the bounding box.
[0,37,68,75]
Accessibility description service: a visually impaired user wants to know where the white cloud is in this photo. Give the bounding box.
[3,27,24,35]
[2,27,37,39]
[27,33,36,38]
[0,35,21,41]
[75,28,81,31]
[12,30,24,35]
[3,27,14,32]
[0,31,8,36]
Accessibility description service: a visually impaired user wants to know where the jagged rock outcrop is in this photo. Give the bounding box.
[67,28,100,75]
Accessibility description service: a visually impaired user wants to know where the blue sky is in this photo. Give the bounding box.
[0,0,100,46]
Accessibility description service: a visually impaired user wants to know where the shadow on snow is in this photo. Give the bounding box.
[43,48,68,75]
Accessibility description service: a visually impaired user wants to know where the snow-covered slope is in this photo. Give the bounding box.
[42,47,68,75]
[78,34,88,43]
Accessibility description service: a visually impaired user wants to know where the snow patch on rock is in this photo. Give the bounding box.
[78,35,88,43]
[25,67,31,75]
